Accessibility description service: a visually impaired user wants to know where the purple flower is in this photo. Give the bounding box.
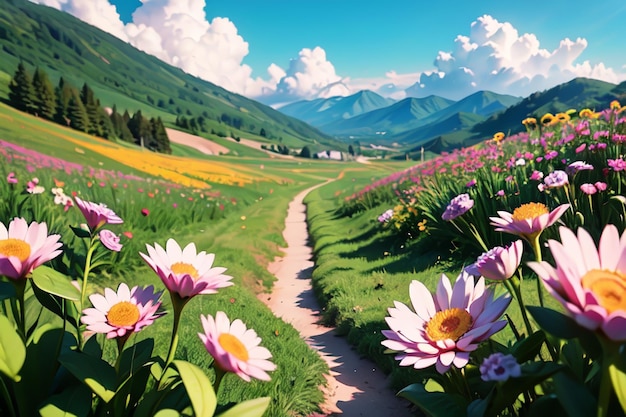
[99,229,122,252]
[480,353,521,382]
[442,193,474,221]
[544,150,559,160]
[466,179,477,187]
[378,209,394,223]
[566,161,594,175]
[74,197,123,231]
[543,170,569,188]
[472,241,523,281]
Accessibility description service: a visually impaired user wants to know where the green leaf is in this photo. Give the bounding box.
[59,351,117,402]
[173,360,217,417]
[0,314,25,381]
[31,284,80,328]
[215,397,271,417]
[39,383,92,417]
[552,371,596,417]
[511,330,546,362]
[526,306,587,339]
[70,225,91,239]
[397,383,466,417]
[609,364,626,414]
[118,338,155,378]
[0,281,16,301]
[31,266,80,301]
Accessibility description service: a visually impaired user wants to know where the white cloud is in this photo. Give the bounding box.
[404,15,626,100]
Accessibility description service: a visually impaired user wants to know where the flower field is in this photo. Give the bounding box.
[312,100,626,416]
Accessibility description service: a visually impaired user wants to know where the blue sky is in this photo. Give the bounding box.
[30,0,626,105]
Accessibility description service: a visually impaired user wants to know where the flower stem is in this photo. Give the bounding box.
[0,375,17,417]
[213,367,226,397]
[529,235,544,307]
[509,273,534,337]
[12,279,27,339]
[80,237,99,312]
[597,338,620,417]
[164,294,186,369]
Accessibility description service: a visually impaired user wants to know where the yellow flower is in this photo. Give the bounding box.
[540,113,556,126]
[492,132,505,142]
[610,100,621,110]
[555,112,570,123]
[521,117,536,126]
[418,219,427,232]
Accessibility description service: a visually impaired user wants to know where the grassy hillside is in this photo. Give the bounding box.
[0,0,345,153]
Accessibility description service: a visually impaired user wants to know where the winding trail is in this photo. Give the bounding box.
[258,182,414,416]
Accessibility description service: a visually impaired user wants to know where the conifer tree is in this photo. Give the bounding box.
[151,117,171,154]
[80,83,100,135]
[110,105,134,142]
[32,67,56,120]
[54,77,74,126]
[8,62,36,113]
[127,110,152,147]
[67,89,89,132]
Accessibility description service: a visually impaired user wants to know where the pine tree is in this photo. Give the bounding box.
[31,67,56,120]
[8,62,36,113]
[80,83,100,135]
[54,77,78,126]
[127,110,152,147]
[110,105,134,142]
[67,89,89,132]
[151,117,171,154]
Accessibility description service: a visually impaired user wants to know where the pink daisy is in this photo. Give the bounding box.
[74,196,123,231]
[0,217,63,280]
[198,311,276,382]
[470,240,523,281]
[528,224,626,341]
[381,272,511,374]
[489,203,569,242]
[81,282,163,339]
[140,239,233,299]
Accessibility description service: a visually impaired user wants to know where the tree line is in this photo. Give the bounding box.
[7,62,171,154]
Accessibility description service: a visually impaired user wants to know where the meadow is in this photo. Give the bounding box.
[0,101,414,417]
[3,94,626,417]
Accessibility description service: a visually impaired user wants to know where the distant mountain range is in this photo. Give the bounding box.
[277,78,626,152]
[0,0,342,152]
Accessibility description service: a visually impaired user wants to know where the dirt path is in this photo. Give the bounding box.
[258,182,414,416]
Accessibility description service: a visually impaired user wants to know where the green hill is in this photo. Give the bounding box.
[0,0,342,152]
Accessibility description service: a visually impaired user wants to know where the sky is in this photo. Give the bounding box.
[29,0,626,107]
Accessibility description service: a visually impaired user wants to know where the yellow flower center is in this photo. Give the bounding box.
[171,262,199,279]
[107,301,140,327]
[218,333,249,361]
[0,238,31,263]
[511,203,549,222]
[425,308,473,342]
[581,269,626,314]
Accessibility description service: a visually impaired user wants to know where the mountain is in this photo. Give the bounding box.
[393,112,486,147]
[0,0,341,151]
[319,95,456,137]
[405,77,624,154]
[278,90,395,127]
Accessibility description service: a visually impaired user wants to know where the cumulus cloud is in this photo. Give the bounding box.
[404,15,626,100]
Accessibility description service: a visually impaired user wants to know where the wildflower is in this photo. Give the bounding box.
[74,196,123,231]
[610,100,621,110]
[81,283,163,340]
[575,143,587,154]
[496,190,505,197]
[555,112,571,123]
[26,177,45,194]
[567,161,594,175]
[140,239,233,299]
[515,158,526,166]
[122,231,133,239]
[6,172,17,184]
[522,117,537,129]
[141,208,150,217]
[544,150,559,160]
[378,209,393,223]
[0,218,63,280]
[471,240,523,281]
[493,132,505,143]
[442,193,474,221]
[466,179,477,188]
[607,158,626,172]
[99,229,122,252]
[480,353,521,382]
[418,219,427,232]
[528,225,626,341]
[540,113,556,126]
[580,183,597,195]
[579,108,598,118]
[543,170,569,189]
[595,182,607,191]
[489,203,569,242]
[198,311,276,381]
[529,171,544,181]
[381,272,511,373]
